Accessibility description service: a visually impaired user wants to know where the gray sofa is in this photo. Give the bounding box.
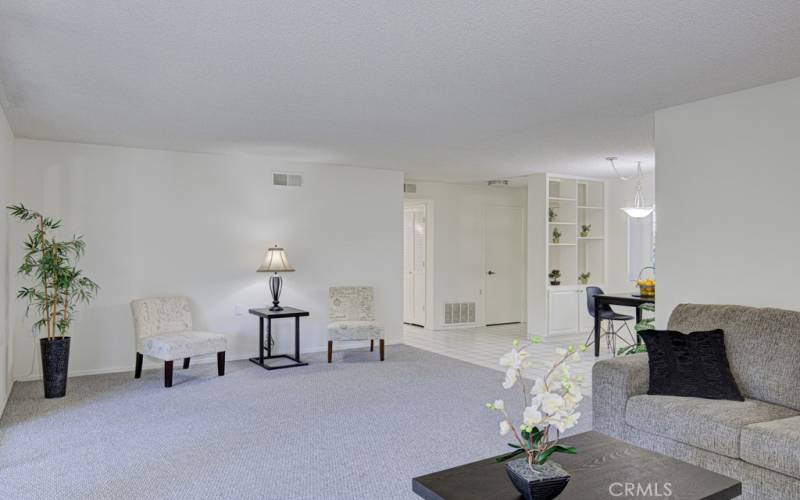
[593,304,800,499]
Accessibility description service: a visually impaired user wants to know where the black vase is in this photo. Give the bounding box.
[40,337,71,398]
[505,458,570,500]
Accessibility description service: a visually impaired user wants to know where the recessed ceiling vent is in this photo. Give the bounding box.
[404,183,417,193]
[273,172,303,188]
[488,179,509,187]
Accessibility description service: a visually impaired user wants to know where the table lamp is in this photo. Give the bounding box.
[257,245,295,311]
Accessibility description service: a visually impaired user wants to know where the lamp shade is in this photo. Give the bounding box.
[257,246,295,273]
[620,189,654,218]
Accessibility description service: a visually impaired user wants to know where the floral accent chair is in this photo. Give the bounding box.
[327,286,384,363]
[130,296,227,387]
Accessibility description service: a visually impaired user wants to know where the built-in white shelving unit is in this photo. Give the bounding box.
[527,173,607,337]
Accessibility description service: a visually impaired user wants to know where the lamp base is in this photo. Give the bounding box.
[269,274,284,312]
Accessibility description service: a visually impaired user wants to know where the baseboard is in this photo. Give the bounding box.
[0,381,12,420]
[12,340,401,382]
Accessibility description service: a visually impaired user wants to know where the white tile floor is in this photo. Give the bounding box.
[403,322,616,395]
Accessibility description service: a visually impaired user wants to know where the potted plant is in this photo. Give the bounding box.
[487,338,585,500]
[548,269,561,286]
[578,272,591,285]
[7,204,99,398]
[548,208,557,223]
[579,224,591,238]
[551,227,561,244]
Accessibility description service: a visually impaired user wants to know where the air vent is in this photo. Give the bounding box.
[488,179,509,187]
[444,302,476,325]
[273,172,303,187]
[404,183,417,193]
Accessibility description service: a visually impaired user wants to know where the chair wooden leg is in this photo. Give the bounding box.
[370,339,374,352]
[183,357,190,369]
[164,361,173,388]
[379,339,385,361]
[327,341,333,363]
[134,352,143,379]
[217,352,225,376]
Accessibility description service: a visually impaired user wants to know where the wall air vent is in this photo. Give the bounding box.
[273,172,303,187]
[404,183,417,193]
[488,179,509,187]
[444,302,476,325]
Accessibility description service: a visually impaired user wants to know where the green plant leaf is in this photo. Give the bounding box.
[537,445,577,464]
[496,448,526,463]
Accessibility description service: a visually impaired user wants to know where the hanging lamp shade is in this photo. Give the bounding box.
[607,158,654,218]
[620,189,654,218]
[257,246,295,273]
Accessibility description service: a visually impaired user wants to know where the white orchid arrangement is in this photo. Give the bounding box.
[486,337,586,469]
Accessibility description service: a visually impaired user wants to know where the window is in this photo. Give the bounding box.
[628,207,656,281]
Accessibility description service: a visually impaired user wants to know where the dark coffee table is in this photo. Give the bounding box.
[412,431,741,500]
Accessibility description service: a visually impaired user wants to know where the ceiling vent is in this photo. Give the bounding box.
[488,180,509,187]
[273,172,303,188]
[404,183,417,193]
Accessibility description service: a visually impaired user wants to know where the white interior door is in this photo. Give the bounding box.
[403,205,426,326]
[485,205,523,325]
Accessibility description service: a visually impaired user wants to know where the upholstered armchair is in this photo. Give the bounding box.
[327,286,384,362]
[130,296,227,387]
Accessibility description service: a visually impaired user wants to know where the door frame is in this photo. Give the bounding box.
[484,203,526,326]
[403,199,434,329]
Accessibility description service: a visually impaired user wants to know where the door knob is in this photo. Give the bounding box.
[487,270,496,275]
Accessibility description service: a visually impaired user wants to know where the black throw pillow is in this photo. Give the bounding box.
[639,329,744,401]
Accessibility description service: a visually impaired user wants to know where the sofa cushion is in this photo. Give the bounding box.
[667,304,800,410]
[639,329,743,401]
[328,321,384,341]
[626,394,798,458]
[139,331,227,361]
[740,415,800,480]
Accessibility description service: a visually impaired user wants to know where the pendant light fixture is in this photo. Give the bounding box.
[606,157,654,218]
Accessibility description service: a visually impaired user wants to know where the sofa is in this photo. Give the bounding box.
[593,303,800,499]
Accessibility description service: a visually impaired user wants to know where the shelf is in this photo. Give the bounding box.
[549,197,577,202]
[549,243,577,246]
[578,237,604,240]
[549,221,576,225]
[577,206,604,210]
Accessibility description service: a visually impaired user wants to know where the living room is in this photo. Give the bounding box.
[1,2,799,500]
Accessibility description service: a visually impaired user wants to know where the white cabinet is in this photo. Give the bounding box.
[548,289,581,334]
[548,288,594,335]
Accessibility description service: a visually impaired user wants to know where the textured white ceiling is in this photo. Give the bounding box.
[1,1,799,180]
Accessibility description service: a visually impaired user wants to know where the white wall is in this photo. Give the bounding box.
[405,181,526,329]
[0,105,14,411]
[10,139,403,379]
[655,76,800,326]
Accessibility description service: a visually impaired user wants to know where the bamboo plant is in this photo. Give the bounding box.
[7,204,99,340]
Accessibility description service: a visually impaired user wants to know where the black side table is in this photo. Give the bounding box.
[248,307,310,370]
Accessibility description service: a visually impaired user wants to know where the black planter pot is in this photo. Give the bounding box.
[550,281,560,286]
[40,337,71,399]
[505,458,570,500]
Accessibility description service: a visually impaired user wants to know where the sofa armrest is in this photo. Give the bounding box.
[592,353,649,439]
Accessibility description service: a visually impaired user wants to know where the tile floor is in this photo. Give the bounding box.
[403,322,619,395]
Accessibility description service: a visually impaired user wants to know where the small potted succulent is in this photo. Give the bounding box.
[487,338,585,500]
[548,208,557,223]
[548,269,561,286]
[579,224,591,238]
[551,227,562,244]
[578,272,591,285]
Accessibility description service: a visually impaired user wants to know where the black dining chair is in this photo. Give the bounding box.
[584,286,636,356]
